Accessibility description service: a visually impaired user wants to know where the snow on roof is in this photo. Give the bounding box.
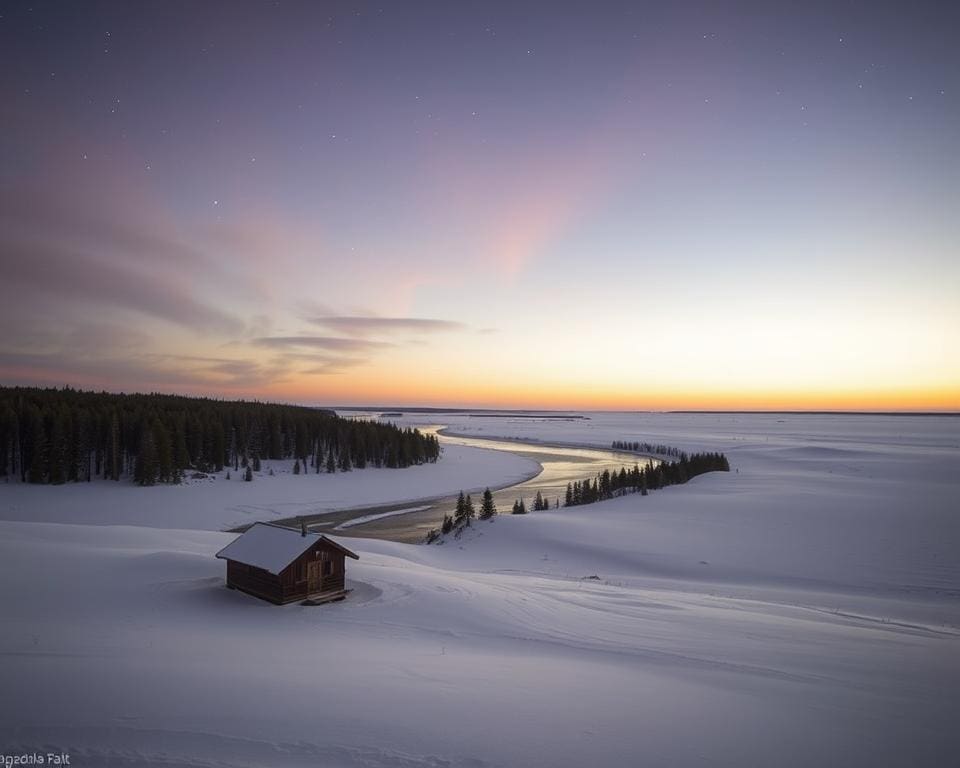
[215,522,357,575]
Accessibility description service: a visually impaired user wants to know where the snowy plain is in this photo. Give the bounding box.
[0,438,540,531]
[1,412,958,767]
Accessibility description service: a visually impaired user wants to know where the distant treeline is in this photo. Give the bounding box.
[563,452,730,507]
[611,440,685,458]
[0,387,440,486]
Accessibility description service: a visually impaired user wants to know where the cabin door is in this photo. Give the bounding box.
[307,561,321,593]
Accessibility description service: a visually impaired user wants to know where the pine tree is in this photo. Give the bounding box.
[108,410,121,481]
[134,428,158,486]
[479,488,496,520]
[244,466,253,481]
[47,412,67,485]
[27,411,47,484]
[155,419,173,482]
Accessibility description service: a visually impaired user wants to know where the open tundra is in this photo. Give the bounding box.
[1,413,958,767]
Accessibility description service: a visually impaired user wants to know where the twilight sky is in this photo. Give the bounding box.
[1,0,958,409]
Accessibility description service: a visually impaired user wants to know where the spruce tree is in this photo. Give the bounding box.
[155,419,173,482]
[479,488,496,520]
[134,429,157,486]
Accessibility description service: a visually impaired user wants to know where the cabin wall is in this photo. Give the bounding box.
[280,542,347,602]
[226,560,283,604]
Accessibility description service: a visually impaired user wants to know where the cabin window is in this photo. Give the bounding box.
[322,560,333,576]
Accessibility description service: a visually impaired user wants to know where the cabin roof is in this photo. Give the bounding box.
[215,522,359,575]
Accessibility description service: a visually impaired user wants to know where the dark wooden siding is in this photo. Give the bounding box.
[226,560,283,604]
[280,541,347,602]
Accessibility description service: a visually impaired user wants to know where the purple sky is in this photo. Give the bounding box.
[1,1,957,408]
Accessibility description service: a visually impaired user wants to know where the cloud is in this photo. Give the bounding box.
[246,336,391,377]
[250,336,390,352]
[307,315,467,337]
[0,185,204,270]
[0,349,298,394]
[1,240,239,335]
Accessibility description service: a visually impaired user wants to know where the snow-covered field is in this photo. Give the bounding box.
[1,412,958,767]
[0,438,539,531]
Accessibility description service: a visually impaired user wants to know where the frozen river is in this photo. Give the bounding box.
[273,426,657,542]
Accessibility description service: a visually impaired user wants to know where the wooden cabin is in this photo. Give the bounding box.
[215,521,359,605]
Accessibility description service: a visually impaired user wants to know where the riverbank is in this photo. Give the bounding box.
[0,438,540,532]
[256,431,652,541]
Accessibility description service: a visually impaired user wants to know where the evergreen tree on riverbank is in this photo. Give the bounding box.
[479,488,497,520]
[563,453,730,508]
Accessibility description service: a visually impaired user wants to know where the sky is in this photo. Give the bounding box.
[1,0,958,410]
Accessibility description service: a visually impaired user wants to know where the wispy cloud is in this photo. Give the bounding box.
[0,350,287,392]
[307,315,466,337]
[250,335,391,352]
[1,241,239,335]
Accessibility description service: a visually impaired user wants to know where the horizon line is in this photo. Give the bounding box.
[331,405,960,417]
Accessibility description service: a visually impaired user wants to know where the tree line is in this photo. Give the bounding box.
[499,452,731,514]
[611,440,685,458]
[0,386,440,486]
[563,452,730,507]
[425,451,730,543]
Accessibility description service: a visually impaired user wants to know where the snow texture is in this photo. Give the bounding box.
[1,412,958,767]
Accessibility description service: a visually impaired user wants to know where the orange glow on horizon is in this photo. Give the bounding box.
[251,376,960,413]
